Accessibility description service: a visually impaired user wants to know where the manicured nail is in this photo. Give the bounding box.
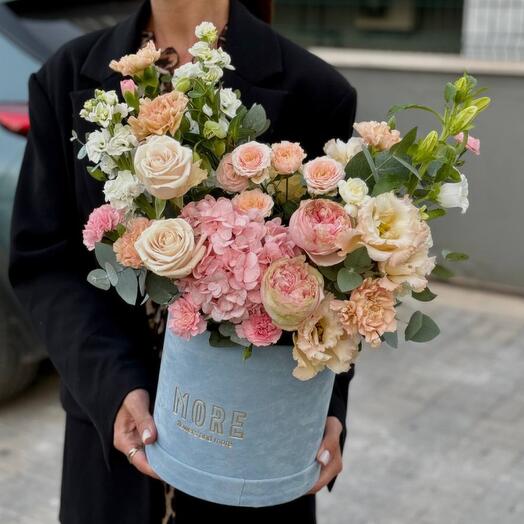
[319,450,331,466]
[142,428,152,444]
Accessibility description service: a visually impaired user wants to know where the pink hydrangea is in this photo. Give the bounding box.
[168,295,207,340]
[236,305,282,347]
[82,204,123,251]
[177,195,301,324]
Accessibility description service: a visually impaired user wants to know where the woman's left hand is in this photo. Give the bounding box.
[308,416,344,494]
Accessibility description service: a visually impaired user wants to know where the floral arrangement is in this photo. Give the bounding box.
[74,22,490,380]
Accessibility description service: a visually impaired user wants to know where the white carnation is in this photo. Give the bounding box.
[220,88,241,118]
[99,154,117,176]
[103,170,144,211]
[195,21,218,43]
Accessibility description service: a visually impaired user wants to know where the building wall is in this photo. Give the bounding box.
[338,67,523,292]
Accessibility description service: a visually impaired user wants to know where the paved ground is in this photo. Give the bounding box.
[1,283,524,523]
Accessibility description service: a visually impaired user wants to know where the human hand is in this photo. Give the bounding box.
[113,388,159,479]
[308,416,344,494]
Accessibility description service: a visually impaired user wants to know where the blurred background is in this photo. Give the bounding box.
[0,1,523,523]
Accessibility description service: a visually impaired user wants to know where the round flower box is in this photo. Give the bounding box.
[146,327,335,507]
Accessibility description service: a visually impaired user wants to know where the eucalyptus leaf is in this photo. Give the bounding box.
[115,267,138,305]
[337,268,363,293]
[87,269,110,291]
[443,250,469,262]
[318,265,339,282]
[138,269,147,296]
[104,262,118,286]
[344,247,372,270]
[392,154,420,179]
[390,127,417,156]
[345,150,372,185]
[218,322,237,338]
[209,330,239,347]
[145,272,179,305]
[431,264,455,279]
[382,331,398,348]
[362,147,378,181]
[412,287,437,302]
[371,171,409,196]
[243,104,267,134]
[95,242,121,270]
[405,311,440,342]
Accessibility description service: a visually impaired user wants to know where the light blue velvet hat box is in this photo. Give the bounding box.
[146,328,335,507]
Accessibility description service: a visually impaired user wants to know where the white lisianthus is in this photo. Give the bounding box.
[220,88,241,118]
[85,129,111,163]
[437,174,469,214]
[189,40,212,60]
[106,124,138,157]
[337,177,369,216]
[195,21,218,43]
[103,170,144,211]
[324,137,363,166]
[99,154,118,176]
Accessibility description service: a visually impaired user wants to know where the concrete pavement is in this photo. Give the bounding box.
[1,283,523,523]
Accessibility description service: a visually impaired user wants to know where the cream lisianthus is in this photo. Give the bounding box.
[133,135,208,199]
[323,137,363,166]
[292,294,359,380]
[437,174,469,214]
[337,177,370,216]
[339,193,431,266]
[353,121,401,151]
[134,218,205,279]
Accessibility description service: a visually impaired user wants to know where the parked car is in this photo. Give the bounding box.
[0,0,138,401]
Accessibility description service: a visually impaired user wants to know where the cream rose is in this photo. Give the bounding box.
[133,135,207,199]
[134,218,205,279]
[337,178,370,216]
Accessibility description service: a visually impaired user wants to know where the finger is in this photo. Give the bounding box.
[307,457,343,494]
[125,390,157,445]
[130,448,160,480]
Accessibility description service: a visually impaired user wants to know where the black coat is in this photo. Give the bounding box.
[9,1,357,522]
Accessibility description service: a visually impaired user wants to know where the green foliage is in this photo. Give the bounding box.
[337,267,363,293]
[412,287,437,302]
[405,311,440,342]
[431,264,455,279]
[382,331,398,348]
[145,272,179,305]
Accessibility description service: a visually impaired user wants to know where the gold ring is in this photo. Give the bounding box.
[127,446,143,463]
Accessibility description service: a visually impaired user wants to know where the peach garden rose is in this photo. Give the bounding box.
[231,141,272,183]
[216,153,249,193]
[302,156,345,196]
[270,141,306,175]
[232,189,274,219]
[261,255,324,331]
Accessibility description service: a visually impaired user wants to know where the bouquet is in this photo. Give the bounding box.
[75,22,490,381]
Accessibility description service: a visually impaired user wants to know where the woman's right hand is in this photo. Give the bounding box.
[113,388,160,478]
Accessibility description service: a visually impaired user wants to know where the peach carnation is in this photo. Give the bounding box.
[109,40,161,77]
[232,189,274,220]
[302,156,345,196]
[271,141,306,175]
[331,278,397,348]
[354,121,401,151]
[128,90,188,141]
[216,153,249,193]
[113,217,151,268]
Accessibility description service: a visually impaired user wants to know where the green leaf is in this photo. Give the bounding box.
[104,262,118,286]
[145,272,179,305]
[391,154,420,179]
[387,103,444,124]
[345,150,372,184]
[382,331,398,348]
[138,269,147,296]
[426,208,447,221]
[115,267,138,305]
[95,242,121,270]
[87,269,110,291]
[405,311,440,342]
[362,147,378,181]
[242,345,253,360]
[443,250,469,262]
[337,268,363,293]
[445,82,458,103]
[318,265,340,282]
[390,127,418,155]
[372,171,409,196]
[218,322,237,338]
[243,104,267,134]
[282,200,299,220]
[154,197,166,219]
[412,287,437,302]
[209,330,239,347]
[344,247,372,270]
[431,264,455,279]
[86,166,106,182]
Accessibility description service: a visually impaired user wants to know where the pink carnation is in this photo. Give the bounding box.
[236,306,282,347]
[168,295,207,340]
[454,133,480,155]
[82,204,123,251]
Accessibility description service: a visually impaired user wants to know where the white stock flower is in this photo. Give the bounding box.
[106,124,138,157]
[172,62,203,83]
[195,21,218,43]
[220,88,241,118]
[80,89,130,127]
[103,170,144,211]
[337,177,369,216]
[324,137,363,166]
[201,65,223,84]
[189,41,212,60]
[85,129,111,163]
[99,154,118,176]
[437,174,469,214]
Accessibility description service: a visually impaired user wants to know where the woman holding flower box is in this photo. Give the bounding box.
[9,0,357,522]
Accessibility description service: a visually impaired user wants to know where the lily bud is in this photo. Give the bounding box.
[450,106,478,135]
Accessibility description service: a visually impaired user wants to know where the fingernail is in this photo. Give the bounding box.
[142,428,152,444]
[319,450,331,466]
